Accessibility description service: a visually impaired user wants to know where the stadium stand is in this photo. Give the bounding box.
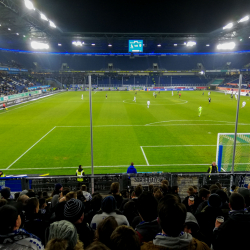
[0,178,249,250]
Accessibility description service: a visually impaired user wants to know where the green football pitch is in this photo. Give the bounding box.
[0,90,249,176]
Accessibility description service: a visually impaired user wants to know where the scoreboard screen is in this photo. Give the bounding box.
[128,40,143,52]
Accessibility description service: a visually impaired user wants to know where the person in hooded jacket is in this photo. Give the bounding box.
[212,193,250,250]
[141,196,210,250]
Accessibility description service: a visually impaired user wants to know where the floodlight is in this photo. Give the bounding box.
[31,41,49,50]
[41,13,48,21]
[217,42,235,50]
[108,44,112,47]
[8,28,11,31]
[16,33,19,35]
[206,44,210,46]
[49,21,56,28]
[23,35,26,37]
[238,16,249,23]
[184,42,187,45]
[72,41,84,46]
[157,44,161,47]
[186,41,196,47]
[0,24,1,26]
[91,44,95,46]
[174,44,177,46]
[24,0,35,10]
[200,71,204,75]
[223,23,233,30]
[240,39,243,41]
[58,43,62,46]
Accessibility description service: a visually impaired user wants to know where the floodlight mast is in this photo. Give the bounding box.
[24,0,35,10]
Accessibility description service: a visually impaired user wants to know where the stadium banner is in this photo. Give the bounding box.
[147,88,194,91]
[28,85,50,90]
[130,176,166,186]
[217,87,250,96]
[0,90,41,102]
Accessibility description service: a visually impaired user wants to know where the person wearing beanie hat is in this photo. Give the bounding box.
[195,193,223,247]
[0,205,44,250]
[90,196,129,230]
[64,199,94,248]
[46,220,83,250]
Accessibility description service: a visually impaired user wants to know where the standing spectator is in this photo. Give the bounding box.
[119,189,130,211]
[171,186,181,203]
[85,241,110,250]
[91,196,129,230]
[81,185,92,201]
[24,197,49,244]
[110,226,140,250]
[94,216,118,248]
[110,182,123,209]
[51,183,63,208]
[141,197,209,250]
[182,186,198,214]
[0,205,44,250]
[195,188,211,214]
[46,220,83,250]
[212,193,250,250]
[127,162,137,174]
[85,194,103,225]
[237,187,250,208]
[135,191,161,243]
[64,198,94,248]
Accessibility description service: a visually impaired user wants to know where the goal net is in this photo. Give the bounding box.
[216,133,250,172]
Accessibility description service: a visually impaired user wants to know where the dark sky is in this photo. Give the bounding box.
[35,0,250,33]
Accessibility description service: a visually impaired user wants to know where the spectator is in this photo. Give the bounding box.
[0,205,44,250]
[193,186,198,195]
[0,199,7,208]
[160,184,169,196]
[123,199,139,227]
[182,187,198,214]
[119,189,129,211]
[153,188,163,202]
[26,191,36,198]
[212,193,250,250]
[230,185,236,194]
[195,193,223,247]
[127,162,137,174]
[148,184,154,193]
[64,198,94,247]
[171,186,181,203]
[65,191,77,201]
[209,184,219,194]
[161,180,169,186]
[207,162,218,174]
[91,196,129,230]
[141,197,209,250]
[216,189,229,217]
[85,241,110,250]
[81,185,92,201]
[51,183,63,208]
[85,194,103,225]
[135,191,161,243]
[237,187,250,208]
[110,225,140,250]
[0,188,16,206]
[94,216,118,248]
[110,182,123,209]
[14,192,20,200]
[46,220,83,250]
[24,197,49,244]
[215,182,222,190]
[195,188,211,214]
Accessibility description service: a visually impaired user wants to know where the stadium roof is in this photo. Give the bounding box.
[1,0,250,53]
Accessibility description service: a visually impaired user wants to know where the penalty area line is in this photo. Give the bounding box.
[6,127,57,170]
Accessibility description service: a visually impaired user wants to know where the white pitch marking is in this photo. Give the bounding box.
[140,146,149,166]
[6,127,57,169]
[221,168,226,172]
[123,99,188,105]
[141,145,217,147]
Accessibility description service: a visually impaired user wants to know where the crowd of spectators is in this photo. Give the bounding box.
[0,181,250,250]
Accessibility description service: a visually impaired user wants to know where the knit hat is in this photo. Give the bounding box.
[185,212,199,227]
[20,190,28,196]
[0,188,11,199]
[101,196,117,213]
[48,220,78,249]
[0,205,19,234]
[55,183,62,191]
[208,193,222,209]
[64,198,85,223]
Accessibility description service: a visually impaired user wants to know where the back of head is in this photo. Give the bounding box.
[229,193,245,210]
[187,186,195,196]
[110,182,119,194]
[65,192,77,201]
[134,185,143,197]
[17,194,29,205]
[25,197,39,215]
[64,198,85,224]
[0,205,19,234]
[0,188,11,199]
[198,188,210,199]
[216,190,228,203]
[210,184,219,194]
[62,188,70,197]
[45,238,68,250]
[110,226,140,250]
[215,182,222,189]
[137,191,158,222]
[158,197,186,237]
[85,241,110,250]
[101,196,117,214]
[208,194,222,209]
[91,194,103,211]
[81,185,87,191]
[95,216,118,248]
[161,180,169,186]
[48,220,78,250]
[26,191,36,198]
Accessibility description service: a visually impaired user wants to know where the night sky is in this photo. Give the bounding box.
[35,0,250,33]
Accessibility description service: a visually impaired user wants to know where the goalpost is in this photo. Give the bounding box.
[216,133,250,172]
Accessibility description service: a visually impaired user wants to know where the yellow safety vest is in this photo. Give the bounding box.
[208,166,218,177]
[76,170,84,182]
[0,174,6,177]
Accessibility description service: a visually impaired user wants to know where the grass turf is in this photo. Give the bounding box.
[0,90,249,176]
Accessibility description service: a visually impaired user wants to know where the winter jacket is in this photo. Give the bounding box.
[141,233,210,250]
[0,228,44,250]
[135,219,161,243]
[212,210,250,250]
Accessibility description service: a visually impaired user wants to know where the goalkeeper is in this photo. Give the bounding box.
[198,105,202,117]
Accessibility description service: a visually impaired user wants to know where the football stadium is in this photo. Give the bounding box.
[1,1,250,249]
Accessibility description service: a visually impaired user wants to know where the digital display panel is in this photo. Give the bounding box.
[128,40,143,52]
